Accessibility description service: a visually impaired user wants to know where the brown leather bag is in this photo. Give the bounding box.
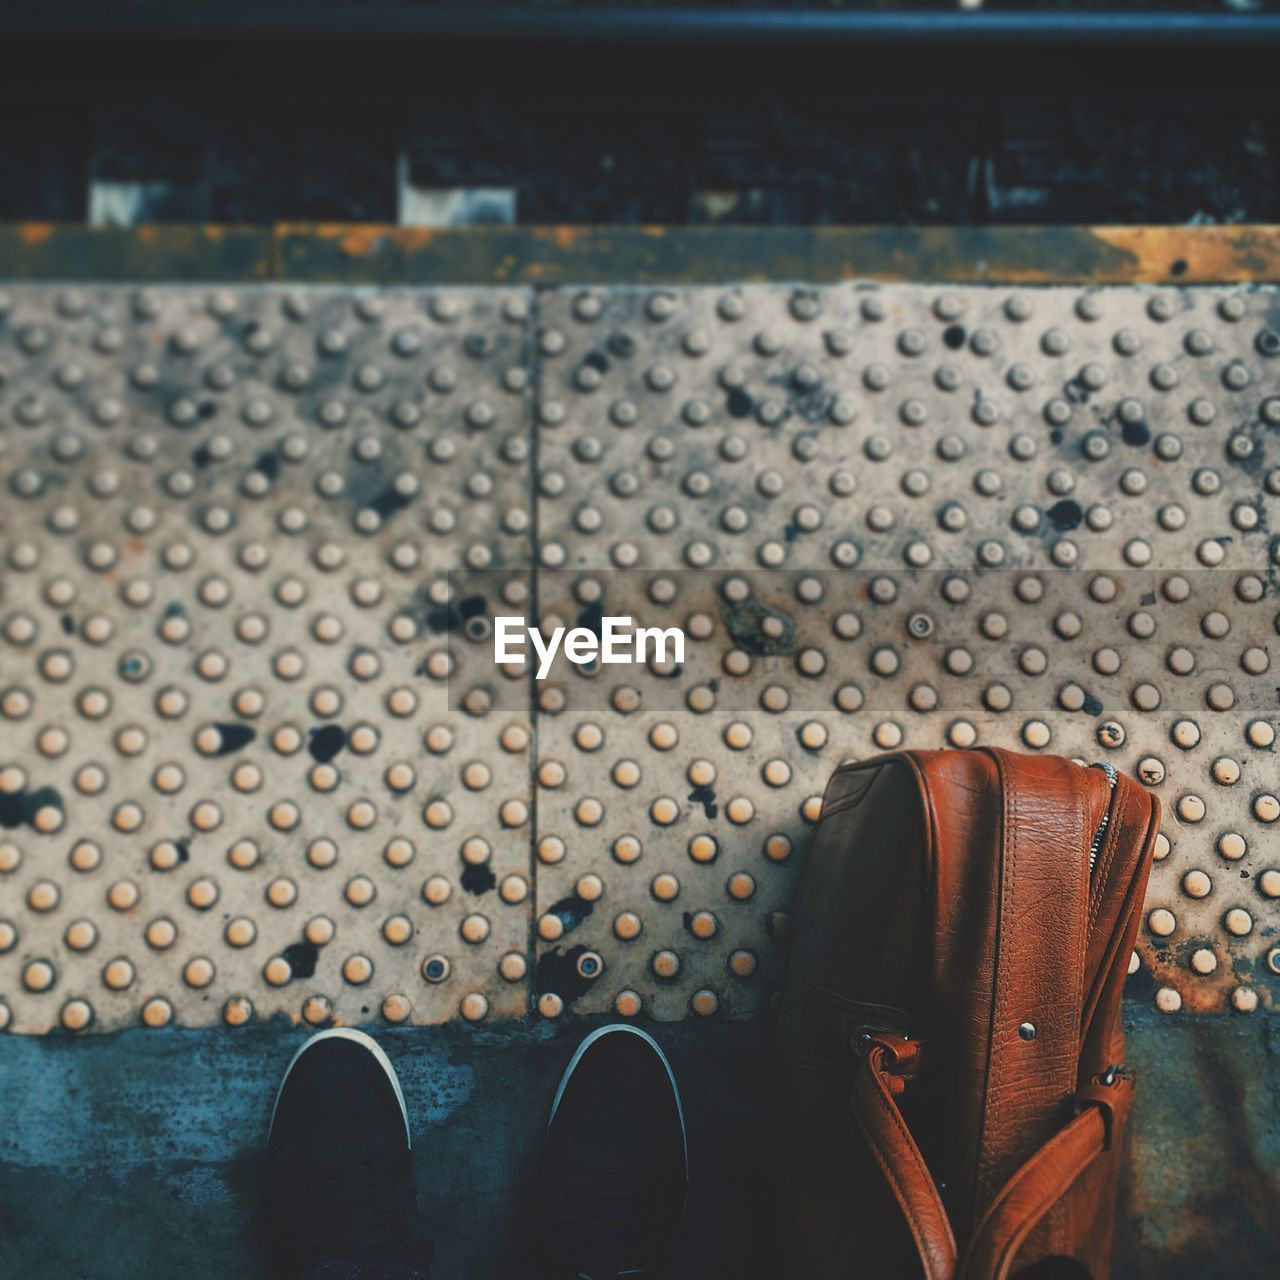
[776,748,1160,1280]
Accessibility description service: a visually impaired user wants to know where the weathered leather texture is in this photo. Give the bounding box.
[775,748,1159,1280]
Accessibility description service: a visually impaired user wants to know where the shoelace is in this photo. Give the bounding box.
[541,1147,672,1278]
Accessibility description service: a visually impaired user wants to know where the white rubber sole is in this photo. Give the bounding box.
[548,1023,688,1178]
[269,1027,411,1148]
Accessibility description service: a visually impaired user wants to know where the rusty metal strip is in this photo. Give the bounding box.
[1,224,1280,286]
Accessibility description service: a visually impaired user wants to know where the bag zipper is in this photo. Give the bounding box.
[1087,761,1118,876]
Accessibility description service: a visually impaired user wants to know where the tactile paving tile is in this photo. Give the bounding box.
[531,285,1279,1022]
[1,279,1278,1034]
[0,284,536,1033]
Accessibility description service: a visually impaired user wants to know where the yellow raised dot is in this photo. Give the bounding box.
[726,797,755,825]
[385,837,416,867]
[1211,757,1241,786]
[612,834,642,864]
[651,949,680,979]
[461,913,491,944]
[424,799,454,829]
[614,989,642,1017]
[460,993,489,1021]
[1147,908,1176,937]
[145,918,177,949]
[23,959,56,991]
[687,759,716,788]
[729,949,757,978]
[223,997,253,1027]
[538,836,566,864]
[99,957,134,990]
[76,764,108,795]
[224,917,257,947]
[762,759,792,787]
[651,873,680,902]
[269,801,300,831]
[538,992,564,1019]
[61,999,93,1031]
[303,995,332,1025]
[345,875,376,907]
[263,956,292,986]
[612,759,642,788]
[382,994,411,1023]
[764,833,793,862]
[309,764,343,803]
[1177,794,1206,824]
[422,875,452,906]
[575,873,603,902]
[463,762,493,790]
[1232,986,1259,1014]
[183,957,215,988]
[500,874,530,904]
[1254,793,1280,823]
[382,915,413,945]
[690,989,718,1017]
[187,877,219,910]
[149,840,183,871]
[144,997,175,1027]
[650,796,680,826]
[499,952,527,982]
[500,799,529,827]
[1218,832,1247,861]
[27,880,59,912]
[1182,870,1212,899]
[305,916,335,946]
[110,802,142,834]
[108,880,140,911]
[688,910,718,939]
[228,839,260,870]
[64,919,97,951]
[1224,907,1253,936]
[614,911,642,941]
[576,798,604,826]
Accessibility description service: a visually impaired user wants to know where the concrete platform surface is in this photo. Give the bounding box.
[0,1008,1276,1280]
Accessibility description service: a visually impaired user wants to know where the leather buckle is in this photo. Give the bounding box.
[852,1026,927,1092]
[1074,1067,1135,1151]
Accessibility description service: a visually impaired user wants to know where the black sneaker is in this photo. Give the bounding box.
[265,1028,431,1279]
[538,1024,688,1279]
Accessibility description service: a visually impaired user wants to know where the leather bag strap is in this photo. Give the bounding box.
[957,1076,1132,1280]
[851,1034,1131,1280]
[850,1035,957,1280]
